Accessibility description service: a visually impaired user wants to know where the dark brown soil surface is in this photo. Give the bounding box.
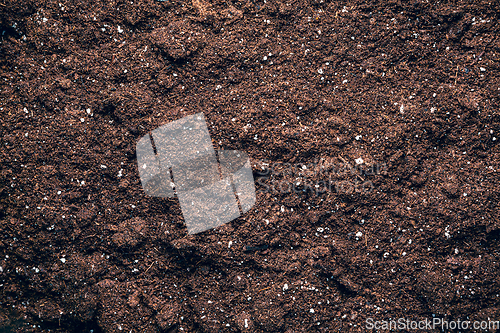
[1,0,500,332]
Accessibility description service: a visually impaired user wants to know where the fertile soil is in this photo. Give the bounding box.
[1,0,500,332]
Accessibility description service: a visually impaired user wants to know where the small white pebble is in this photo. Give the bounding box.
[60,258,66,263]
[355,231,363,238]
[480,67,486,72]
[355,157,364,165]
[80,118,85,123]
[310,308,315,313]
[283,283,289,291]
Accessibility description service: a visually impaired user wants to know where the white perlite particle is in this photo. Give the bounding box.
[355,157,364,165]
[60,258,66,263]
[355,231,363,238]
[283,283,289,291]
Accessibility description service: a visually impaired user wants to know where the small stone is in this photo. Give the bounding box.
[236,312,254,331]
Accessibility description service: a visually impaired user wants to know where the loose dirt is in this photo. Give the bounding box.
[1,0,499,332]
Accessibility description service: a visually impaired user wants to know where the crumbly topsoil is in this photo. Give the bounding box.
[1,0,499,332]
